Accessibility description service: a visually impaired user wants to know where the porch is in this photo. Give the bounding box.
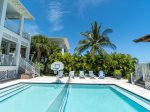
[0,38,30,81]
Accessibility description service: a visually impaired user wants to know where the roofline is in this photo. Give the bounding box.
[133,34,150,43]
[9,0,34,20]
[18,0,34,20]
[49,37,70,50]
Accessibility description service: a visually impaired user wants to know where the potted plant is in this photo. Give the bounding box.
[113,69,122,79]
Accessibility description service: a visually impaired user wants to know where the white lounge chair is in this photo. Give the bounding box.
[69,71,75,78]
[57,70,64,78]
[99,71,105,79]
[89,71,96,78]
[79,71,85,78]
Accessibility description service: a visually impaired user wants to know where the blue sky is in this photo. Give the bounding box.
[21,0,150,63]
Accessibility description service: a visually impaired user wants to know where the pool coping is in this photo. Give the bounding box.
[0,82,150,112]
[0,77,150,102]
[1,82,150,102]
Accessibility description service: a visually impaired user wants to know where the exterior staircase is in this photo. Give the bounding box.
[19,58,40,78]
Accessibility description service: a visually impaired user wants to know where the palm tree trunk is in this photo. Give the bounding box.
[43,59,49,74]
[36,48,41,62]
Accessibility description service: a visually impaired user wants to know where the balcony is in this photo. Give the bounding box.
[4,19,30,41]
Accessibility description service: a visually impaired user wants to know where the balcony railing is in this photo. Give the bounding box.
[0,54,16,66]
[4,19,30,41]
[4,18,19,34]
[22,31,30,41]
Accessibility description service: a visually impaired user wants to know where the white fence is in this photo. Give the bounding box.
[0,66,17,81]
[135,63,150,82]
[135,63,150,90]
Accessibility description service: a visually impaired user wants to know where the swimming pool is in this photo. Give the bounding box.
[0,83,149,112]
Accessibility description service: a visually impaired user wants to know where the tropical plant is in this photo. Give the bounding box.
[31,35,49,62]
[30,35,61,74]
[46,52,137,78]
[113,69,122,79]
[75,21,116,56]
[113,69,121,76]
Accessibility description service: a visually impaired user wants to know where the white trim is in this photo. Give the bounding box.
[0,66,17,71]
[8,0,34,20]
[49,37,70,50]
[111,85,150,111]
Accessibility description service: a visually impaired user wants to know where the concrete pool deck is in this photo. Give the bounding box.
[0,76,150,101]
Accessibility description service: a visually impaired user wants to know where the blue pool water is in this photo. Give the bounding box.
[0,84,149,112]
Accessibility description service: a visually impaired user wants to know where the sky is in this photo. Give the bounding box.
[21,0,150,63]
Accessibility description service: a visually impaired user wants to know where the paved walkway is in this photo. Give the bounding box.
[0,76,150,100]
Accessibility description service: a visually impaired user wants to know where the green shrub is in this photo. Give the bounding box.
[35,52,138,78]
[113,70,121,76]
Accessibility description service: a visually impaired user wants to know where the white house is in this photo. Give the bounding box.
[0,0,37,81]
[49,38,70,55]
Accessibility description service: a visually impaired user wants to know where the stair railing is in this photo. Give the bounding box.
[19,58,40,77]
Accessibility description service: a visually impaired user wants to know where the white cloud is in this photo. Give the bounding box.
[24,23,40,36]
[48,1,68,32]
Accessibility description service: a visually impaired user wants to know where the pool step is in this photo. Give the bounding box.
[0,84,29,98]
[0,84,24,94]
[0,85,31,102]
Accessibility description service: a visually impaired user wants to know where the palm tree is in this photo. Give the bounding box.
[75,21,116,56]
[31,35,61,74]
[31,35,50,62]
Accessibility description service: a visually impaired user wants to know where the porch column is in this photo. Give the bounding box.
[62,48,65,55]
[19,15,24,36]
[0,0,8,26]
[61,44,65,55]
[6,42,11,55]
[25,35,31,61]
[15,42,21,73]
[25,46,30,61]
[0,29,2,48]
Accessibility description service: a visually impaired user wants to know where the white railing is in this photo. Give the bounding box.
[19,58,40,77]
[4,18,19,34]
[135,63,150,81]
[0,54,16,66]
[4,18,30,41]
[30,61,41,77]
[22,32,30,40]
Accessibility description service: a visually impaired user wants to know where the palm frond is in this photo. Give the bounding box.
[79,39,90,45]
[102,28,113,36]
[75,43,90,55]
[77,21,116,55]
[100,42,117,50]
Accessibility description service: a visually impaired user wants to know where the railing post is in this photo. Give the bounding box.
[0,0,8,27]
[15,42,21,75]
[131,73,135,84]
[19,15,24,36]
[0,28,3,48]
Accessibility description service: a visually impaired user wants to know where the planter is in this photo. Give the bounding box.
[115,75,121,80]
[128,77,131,83]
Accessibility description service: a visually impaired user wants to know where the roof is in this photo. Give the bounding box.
[49,38,70,50]
[8,0,34,20]
[133,34,150,43]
